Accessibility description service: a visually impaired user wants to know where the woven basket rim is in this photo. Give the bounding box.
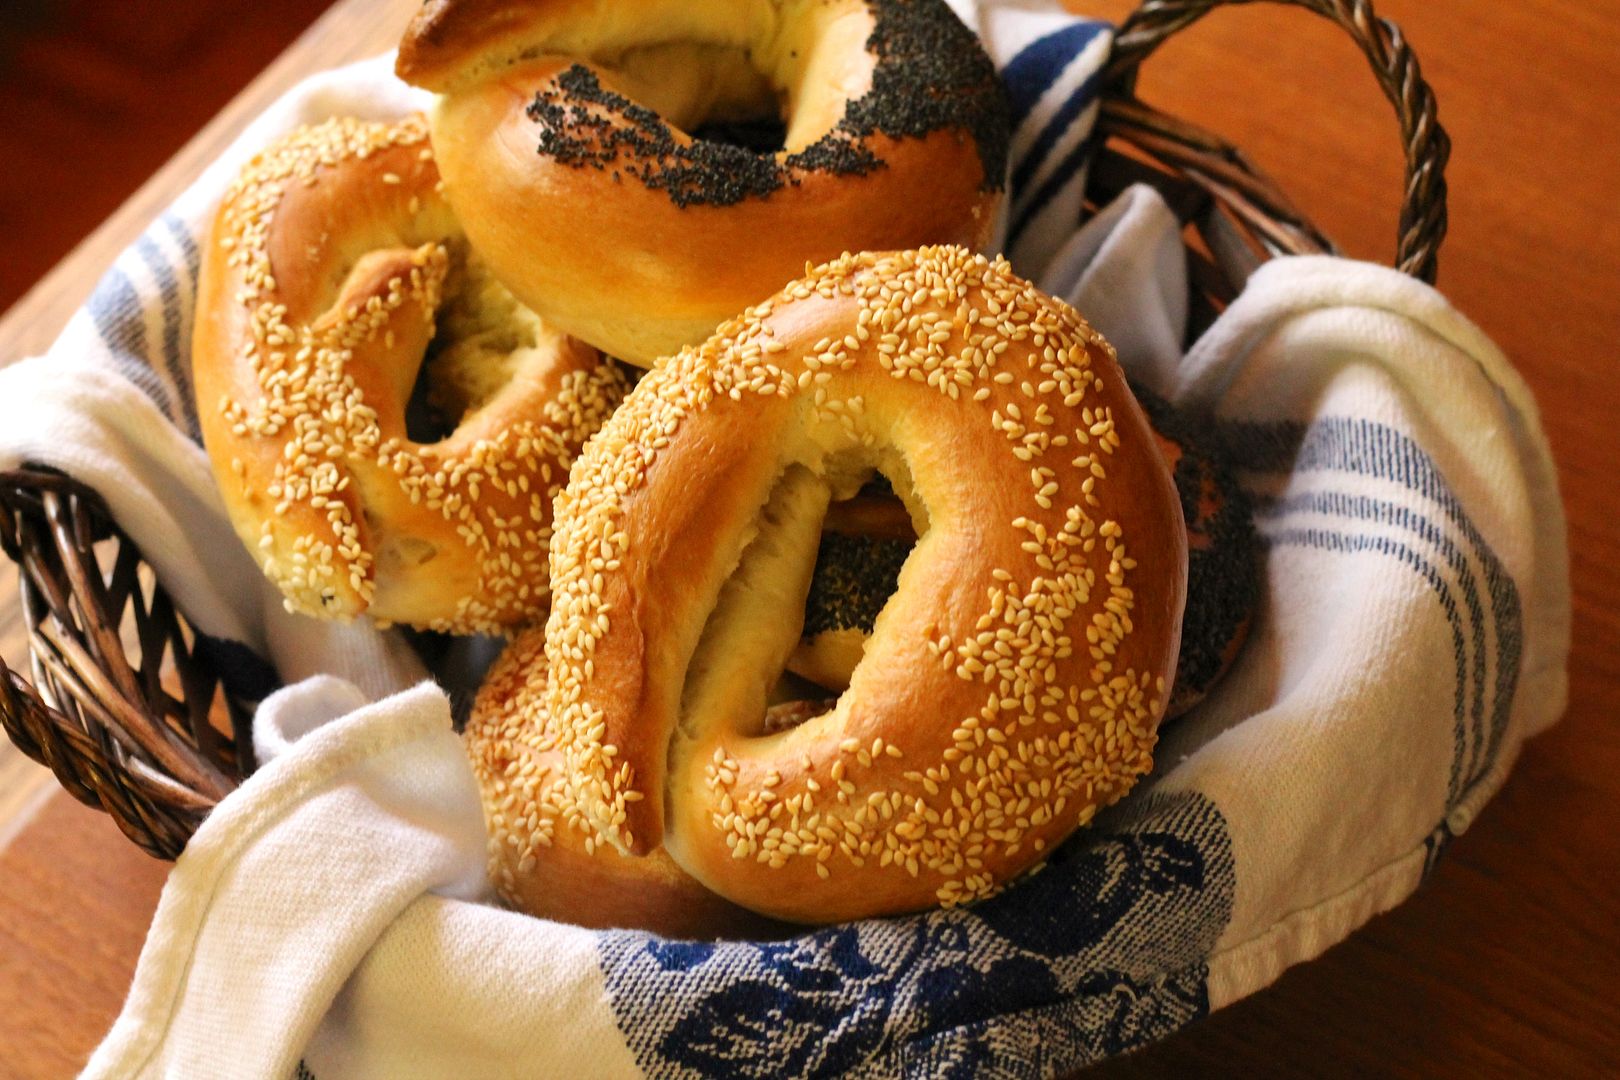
[0,0,1449,861]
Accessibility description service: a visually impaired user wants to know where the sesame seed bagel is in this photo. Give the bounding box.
[194,115,628,633]
[396,0,1009,367]
[478,247,1187,924]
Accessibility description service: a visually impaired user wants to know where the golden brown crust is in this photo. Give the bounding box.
[484,249,1187,925]
[398,0,623,93]
[467,631,782,937]
[399,0,1009,366]
[193,115,627,633]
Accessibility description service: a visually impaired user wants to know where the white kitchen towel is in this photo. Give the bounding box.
[0,4,1560,1077]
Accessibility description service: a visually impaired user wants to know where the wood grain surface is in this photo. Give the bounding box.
[0,0,1615,1076]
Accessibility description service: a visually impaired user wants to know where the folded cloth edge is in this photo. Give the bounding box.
[81,680,457,1080]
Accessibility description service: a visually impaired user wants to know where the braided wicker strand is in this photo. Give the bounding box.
[0,471,245,857]
[1106,0,1450,283]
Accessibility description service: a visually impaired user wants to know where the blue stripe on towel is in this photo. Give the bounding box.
[1000,20,1110,129]
[1224,417,1523,807]
[1421,821,1454,880]
[86,266,182,425]
[1008,126,1101,252]
[1260,522,1472,802]
[1256,490,1492,806]
[1010,69,1104,199]
[134,232,202,440]
[161,212,202,277]
[997,20,1110,251]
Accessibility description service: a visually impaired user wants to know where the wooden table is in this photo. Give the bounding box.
[1,1,1616,1076]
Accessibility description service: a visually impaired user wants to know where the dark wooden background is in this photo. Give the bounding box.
[0,0,331,310]
[0,1,1616,1077]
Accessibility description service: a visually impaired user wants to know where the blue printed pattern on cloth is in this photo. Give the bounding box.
[601,793,1233,1079]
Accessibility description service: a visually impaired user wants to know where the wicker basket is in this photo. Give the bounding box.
[0,0,1448,861]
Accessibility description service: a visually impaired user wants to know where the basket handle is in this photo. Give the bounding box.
[1103,0,1450,283]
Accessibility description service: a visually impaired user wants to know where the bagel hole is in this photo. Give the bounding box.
[764,673,839,734]
[672,453,931,767]
[403,358,457,446]
[600,41,790,152]
[789,458,927,700]
[690,116,788,154]
[406,244,550,445]
[676,463,830,746]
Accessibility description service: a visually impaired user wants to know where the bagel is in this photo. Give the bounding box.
[396,0,1010,366]
[1132,384,1258,717]
[790,388,1258,719]
[472,247,1187,925]
[194,115,629,633]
